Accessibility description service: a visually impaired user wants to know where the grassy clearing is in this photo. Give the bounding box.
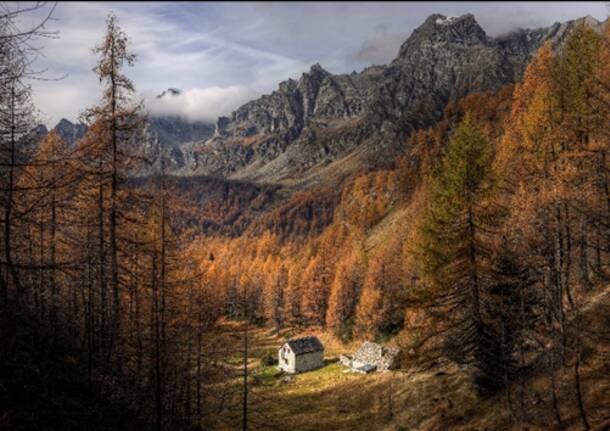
[205,287,610,431]
[208,320,476,431]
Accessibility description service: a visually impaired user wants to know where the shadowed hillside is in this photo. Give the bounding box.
[0,305,156,431]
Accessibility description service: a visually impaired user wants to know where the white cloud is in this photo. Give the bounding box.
[144,86,259,123]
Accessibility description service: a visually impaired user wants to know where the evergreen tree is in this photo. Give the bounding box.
[416,114,502,393]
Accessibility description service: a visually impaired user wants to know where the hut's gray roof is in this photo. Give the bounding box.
[283,336,324,355]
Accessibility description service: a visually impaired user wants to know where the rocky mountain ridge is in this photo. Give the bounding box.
[39,14,605,188]
[37,113,214,173]
[165,13,605,187]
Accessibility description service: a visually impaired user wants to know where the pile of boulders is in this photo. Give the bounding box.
[340,341,400,373]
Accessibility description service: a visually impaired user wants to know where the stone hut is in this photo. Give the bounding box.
[340,341,400,373]
[278,336,324,373]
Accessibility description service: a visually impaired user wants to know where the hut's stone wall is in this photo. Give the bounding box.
[294,351,324,373]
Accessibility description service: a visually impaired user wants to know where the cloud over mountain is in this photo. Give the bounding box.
[145,86,259,123]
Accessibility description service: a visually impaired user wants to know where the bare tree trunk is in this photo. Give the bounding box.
[50,175,57,342]
[38,214,45,320]
[501,321,515,421]
[86,223,94,387]
[196,282,203,429]
[186,329,192,424]
[554,226,568,364]
[518,280,528,425]
[98,164,107,360]
[4,80,22,304]
[574,313,590,430]
[549,352,562,426]
[467,206,481,324]
[109,53,121,366]
[562,204,575,309]
[0,252,6,304]
[27,227,35,311]
[152,254,163,431]
[242,286,249,431]
[134,242,143,380]
[578,217,591,291]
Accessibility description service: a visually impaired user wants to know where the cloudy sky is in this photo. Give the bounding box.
[13,1,608,126]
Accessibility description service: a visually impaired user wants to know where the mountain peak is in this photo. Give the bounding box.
[308,63,329,75]
[52,118,87,147]
[156,88,182,99]
[581,14,600,25]
[301,63,330,82]
[56,118,74,127]
[394,13,488,63]
[169,12,595,185]
[425,12,485,39]
[428,13,476,26]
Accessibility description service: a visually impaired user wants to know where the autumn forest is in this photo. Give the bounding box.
[1,3,609,431]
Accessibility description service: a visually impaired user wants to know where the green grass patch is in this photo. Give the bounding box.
[252,365,282,387]
[224,355,243,366]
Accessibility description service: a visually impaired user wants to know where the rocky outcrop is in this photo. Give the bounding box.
[28,119,84,151]
[138,115,214,173]
[211,63,384,142]
[181,62,387,180]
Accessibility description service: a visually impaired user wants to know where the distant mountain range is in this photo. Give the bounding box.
[37,101,214,173]
[32,119,87,148]
[39,13,605,189]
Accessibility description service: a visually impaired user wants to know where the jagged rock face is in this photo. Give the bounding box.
[135,115,214,175]
[34,115,214,175]
[183,63,387,180]
[378,14,606,124]
[396,14,489,58]
[174,13,602,186]
[213,63,385,142]
[28,119,83,150]
[141,14,603,181]
[385,14,514,121]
